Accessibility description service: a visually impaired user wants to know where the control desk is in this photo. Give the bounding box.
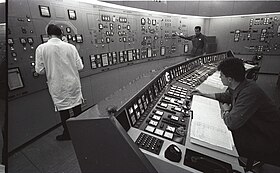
[68,50,245,173]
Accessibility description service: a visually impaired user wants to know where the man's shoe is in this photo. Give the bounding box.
[56,134,71,141]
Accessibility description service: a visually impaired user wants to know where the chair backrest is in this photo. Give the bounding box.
[246,66,260,81]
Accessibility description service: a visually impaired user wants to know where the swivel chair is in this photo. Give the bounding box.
[245,66,260,81]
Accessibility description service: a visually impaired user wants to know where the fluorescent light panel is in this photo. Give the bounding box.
[74,0,280,19]
[73,0,206,18]
[209,12,280,18]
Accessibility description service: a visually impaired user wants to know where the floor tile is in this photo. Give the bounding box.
[8,152,40,173]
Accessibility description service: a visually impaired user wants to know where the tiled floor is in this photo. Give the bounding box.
[8,127,81,173]
[7,74,280,173]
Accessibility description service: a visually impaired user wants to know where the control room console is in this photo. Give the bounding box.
[68,50,244,173]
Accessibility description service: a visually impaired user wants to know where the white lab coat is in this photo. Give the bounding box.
[35,38,84,111]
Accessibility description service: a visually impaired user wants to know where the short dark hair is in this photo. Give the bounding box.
[194,26,201,31]
[47,24,62,36]
[217,58,245,82]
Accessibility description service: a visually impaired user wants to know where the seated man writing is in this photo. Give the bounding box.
[192,58,280,166]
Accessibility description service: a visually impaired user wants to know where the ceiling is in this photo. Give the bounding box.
[102,1,280,17]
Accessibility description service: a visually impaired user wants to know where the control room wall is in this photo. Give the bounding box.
[208,15,280,74]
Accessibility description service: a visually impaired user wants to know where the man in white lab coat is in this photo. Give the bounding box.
[35,24,84,141]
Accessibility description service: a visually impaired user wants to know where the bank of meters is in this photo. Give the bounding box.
[97,14,130,44]
[90,49,141,69]
[232,15,280,53]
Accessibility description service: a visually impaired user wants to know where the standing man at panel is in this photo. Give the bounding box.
[35,24,84,141]
[192,58,280,165]
[176,26,207,57]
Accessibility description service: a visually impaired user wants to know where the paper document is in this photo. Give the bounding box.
[196,72,227,93]
[190,95,234,150]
